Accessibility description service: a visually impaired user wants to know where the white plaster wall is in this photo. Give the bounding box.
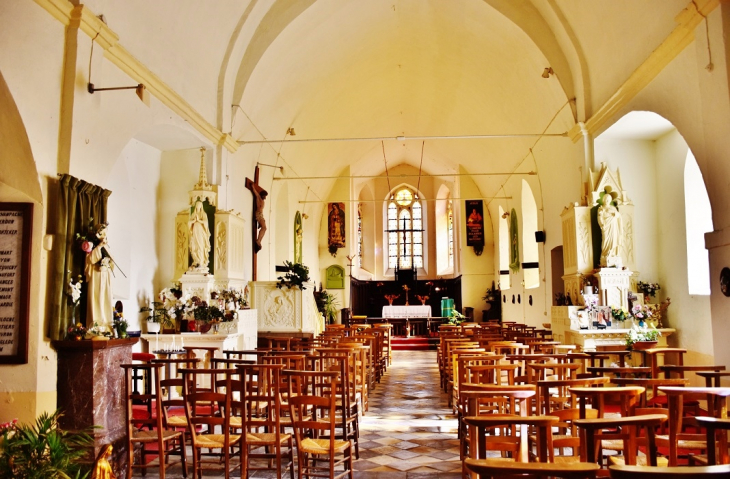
[107,140,163,331]
[655,130,713,359]
[593,138,660,280]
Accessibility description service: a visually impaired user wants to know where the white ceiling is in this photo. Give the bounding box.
[598,111,676,141]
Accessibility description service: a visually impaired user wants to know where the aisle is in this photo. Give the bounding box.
[353,350,461,477]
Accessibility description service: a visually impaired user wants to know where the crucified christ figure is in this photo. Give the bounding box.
[246,178,268,253]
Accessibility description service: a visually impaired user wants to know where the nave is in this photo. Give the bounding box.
[133,350,461,479]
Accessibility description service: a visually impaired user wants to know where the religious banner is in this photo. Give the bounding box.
[509,208,520,272]
[465,200,484,246]
[0,203,32,364]
[328,203,345,248]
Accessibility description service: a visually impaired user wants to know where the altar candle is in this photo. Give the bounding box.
[181,336,184,348]
[172,336,175,350]
[155,333,159,351]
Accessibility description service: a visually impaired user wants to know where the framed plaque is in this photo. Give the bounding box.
[0,203,32,364]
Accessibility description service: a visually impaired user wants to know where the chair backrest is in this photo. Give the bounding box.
[181,368,236,448]
[575,414,667,466]
[463,414,558,463]
[283,370,341,454]
[122,363,164,433]
[236,363,286,432]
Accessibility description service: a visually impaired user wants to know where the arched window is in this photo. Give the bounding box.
[436,188,453,275]
[684,150,713,295]
[387,186,423,270]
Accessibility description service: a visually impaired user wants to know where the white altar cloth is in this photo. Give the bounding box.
[382,305,431,318]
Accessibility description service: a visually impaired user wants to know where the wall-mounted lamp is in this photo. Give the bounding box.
[88,82,150,106]
[542,67,554,79]
[286,127,296,136]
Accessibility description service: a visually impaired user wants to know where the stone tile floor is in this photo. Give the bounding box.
[133,350,461,478]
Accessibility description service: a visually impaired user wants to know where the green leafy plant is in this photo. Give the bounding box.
[139,301,174,327]
[276,261,311,290]
[447,309,466,325]
[625,325,661,351]
[192,302,224,323]
[316,290,340,324]
[0,410,94,479]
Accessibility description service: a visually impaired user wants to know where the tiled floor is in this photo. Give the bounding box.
[134,349,460,478]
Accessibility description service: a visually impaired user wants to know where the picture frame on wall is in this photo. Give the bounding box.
[0,203,32,364]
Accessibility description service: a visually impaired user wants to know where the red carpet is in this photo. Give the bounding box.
[392,337,438,351]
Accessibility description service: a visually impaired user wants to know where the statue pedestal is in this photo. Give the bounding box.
[251,281,324,335]
[595,267,632,310]
[179,271,215,299]
[53,338,138,477]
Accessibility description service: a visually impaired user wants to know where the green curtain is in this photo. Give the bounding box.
[509,208,520,272]
[48,175,110,340]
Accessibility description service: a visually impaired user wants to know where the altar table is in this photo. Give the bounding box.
[382,305,431,318]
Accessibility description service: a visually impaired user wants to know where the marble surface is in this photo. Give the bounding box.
[55,338,136,476]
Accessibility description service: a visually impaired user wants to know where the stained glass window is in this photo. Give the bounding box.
[387,187,423,270]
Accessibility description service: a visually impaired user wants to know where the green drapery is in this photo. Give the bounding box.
[509,208,520,272]
[48,175,110,340]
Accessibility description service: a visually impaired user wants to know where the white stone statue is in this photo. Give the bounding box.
[188,199,211,272]
[597,194,623,268]
[85,224,114,331]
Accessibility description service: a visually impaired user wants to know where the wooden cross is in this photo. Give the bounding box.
[245,166,268,281]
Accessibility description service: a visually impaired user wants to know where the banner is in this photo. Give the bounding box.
[465,200,484,246]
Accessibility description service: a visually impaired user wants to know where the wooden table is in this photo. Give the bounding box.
[658,386,730,466]
[660,364,726,379]
[582,349,630,367]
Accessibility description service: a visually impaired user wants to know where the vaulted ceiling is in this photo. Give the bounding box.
[99,0,690,198]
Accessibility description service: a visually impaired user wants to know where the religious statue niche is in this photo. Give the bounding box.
[328,202,345,256]
[325,264,345,289]
[188,198,215,274]
[591,186,623,269]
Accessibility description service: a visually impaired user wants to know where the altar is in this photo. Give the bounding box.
[382,305,432,318]
[140,309,258,355]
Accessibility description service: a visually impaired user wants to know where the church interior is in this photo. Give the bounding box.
[3,0,730,474]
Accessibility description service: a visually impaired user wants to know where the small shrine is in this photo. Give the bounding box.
[552,163,674,350]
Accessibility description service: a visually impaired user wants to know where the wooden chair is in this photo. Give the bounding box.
[122,363,187,479]
[181,368,241,479]
[316,350,361,459]
[575,414,667,467]
[609,464,730,478]
[153,357,201,433]
[284,369,354,479]
[536,377,610,415]
[236,363,294,479]
[695,416,730,465]
[658,386,730,466]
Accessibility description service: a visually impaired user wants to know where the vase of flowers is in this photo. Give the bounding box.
[631,304,653,327]
[113,310,128,339]
[66,322,87,341]
[65,275,83,337]
[637,281,661,302]
[384,294,399,306]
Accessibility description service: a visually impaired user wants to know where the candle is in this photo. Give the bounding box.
[155,333,158,351]
[172,336,176,350]
[181,336,184,348]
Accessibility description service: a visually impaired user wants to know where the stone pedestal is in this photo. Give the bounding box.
[595,267,632,310]
[179,272,215,299]
[54,338,138,477]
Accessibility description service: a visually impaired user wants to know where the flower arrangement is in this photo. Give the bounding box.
[637,281,661,298]
[87,321,112,338]
[384,294,399,305]
[67,275,83,306]
[276,261,311,290]
[65,322,87,340]
[113,310,128,339]
[415,294,429,305]
[625,324,661,351]
[610,306,629,323]
[211,288,248,310]
[631,304,653,324]
[583,295,599,314]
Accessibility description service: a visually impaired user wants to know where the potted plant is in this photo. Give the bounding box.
[139,301,174,333]
[0,410,94,479]
[191,300,224,333]
[625,324,662,351]
[447,309,466,325]
[113,310,128,339]
[276,261,311,290]
[316,290,340,324]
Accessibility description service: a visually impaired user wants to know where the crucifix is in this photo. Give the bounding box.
[245,166,268,281]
